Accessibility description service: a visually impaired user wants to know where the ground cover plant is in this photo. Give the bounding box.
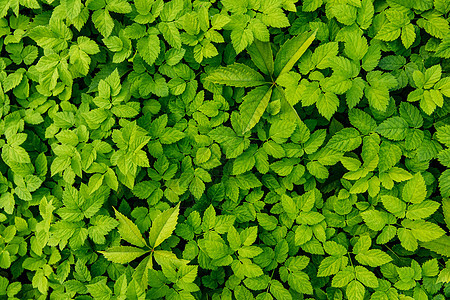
[0,0,450,299]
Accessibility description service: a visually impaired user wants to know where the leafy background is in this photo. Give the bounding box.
[0,0,449,299]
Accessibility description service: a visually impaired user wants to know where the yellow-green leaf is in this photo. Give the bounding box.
[274,29,317,77]
[148,203,180,248]
[99,246,147,264]
[114,207,147,247]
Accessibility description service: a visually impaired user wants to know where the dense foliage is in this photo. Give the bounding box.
[0,0,450,299]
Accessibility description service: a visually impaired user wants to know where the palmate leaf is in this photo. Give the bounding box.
[239,86,273,134]
[274,29,317,77]
[205,63,266,87]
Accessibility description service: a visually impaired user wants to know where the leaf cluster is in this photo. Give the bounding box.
[0,0,449,299]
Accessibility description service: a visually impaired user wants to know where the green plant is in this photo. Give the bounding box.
[206,30,317,130]
[0,0,449,299]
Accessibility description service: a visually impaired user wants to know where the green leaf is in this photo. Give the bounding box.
[158,22,181,49]
[398,228,418,251]
[348,108,377,135]
[375,22,401,41]
[241,226,258,246]
[302,0,323,11]
[355,266,378,288]
[421,235,450,257]
[88,173,104,195]
[148,203,180,248]
[269,119,296,144]
[344,32,368,61]
[160,128,185,144]
[114,208,147,248]
[239,86,273,134]
[403,219,445,242]
[406,201,440,220]
[365,71,397,112]
[276,86,303,125]
[417,14,450,39]
[355,249,392,267]
[63,0,82,20]
[316,92,339,120]
[306,161,329,179]
[0,0,10,18]
[238,246,263,258]
[288,271,313,294]
[247,40,274,76]
[274,30,317,77]
[361,210,388,231]
[436,125,450,147]
[312,42,339,70]
[107,0,132,13]
[206,63,266,87]
[137,35,161,66]
[332,267,355,287]
[87,278,112,300]
[443,198,450,230]
[399,102,423,128]
[381,195,406,218]
[346,280,365,300]
[422,259,439,277]
[257,213,278,231]
[401,23,416,48]
[327,128,362,152]
[281,194,298,218]
[436,36,450,58]
[92,9,114,38]
[231,27,254,54]
[190,176,205,199]
[402,173,427,204]
[438,149,450,167]
[376,117,408,141]
[317,256,345,277]
[269,280,292,300]
[99,246,147,264]
[88,215,118,244]
[440,170,450,198]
